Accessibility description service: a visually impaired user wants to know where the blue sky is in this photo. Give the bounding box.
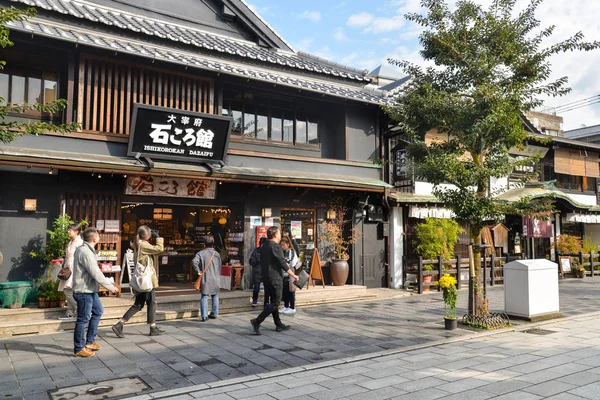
[246,0,600,131]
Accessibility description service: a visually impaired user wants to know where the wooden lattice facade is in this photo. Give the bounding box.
[77,54,215,136]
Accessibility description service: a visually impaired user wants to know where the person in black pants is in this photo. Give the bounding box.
[249,237,268,307]
[250,226,298,335]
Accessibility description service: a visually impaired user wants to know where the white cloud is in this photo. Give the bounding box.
[365,16,405,33]
[294,38,314,52]
[347,12,374,27]
[297,10,321,22]
[334,28,347,41]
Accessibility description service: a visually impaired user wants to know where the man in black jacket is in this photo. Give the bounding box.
[251,226,298,335]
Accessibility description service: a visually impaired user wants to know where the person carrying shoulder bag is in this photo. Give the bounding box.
[192,235,222,322]
[112,225,165,337]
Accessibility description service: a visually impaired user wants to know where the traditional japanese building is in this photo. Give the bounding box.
[0,0,395,291]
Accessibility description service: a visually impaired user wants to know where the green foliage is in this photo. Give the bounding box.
[385,0,599,236]
[30,214,87,264]
[36,280,64,300]
[554,234,582,254]
[415,218,464,263]
[582,237,598,253]
[0,6,80,143]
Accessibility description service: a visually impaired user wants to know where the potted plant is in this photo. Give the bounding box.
[321,197,361,286]
[414,218,463,291]
[36,279,65,308]
[439,273,458,330]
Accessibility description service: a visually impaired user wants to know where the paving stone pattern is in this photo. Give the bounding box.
[1,278,599,399]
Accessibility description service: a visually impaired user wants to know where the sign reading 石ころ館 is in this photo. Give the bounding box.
[127,103,232,165]
[125,176,217,199]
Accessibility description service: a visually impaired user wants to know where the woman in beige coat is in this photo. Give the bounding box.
[112,225,165,337]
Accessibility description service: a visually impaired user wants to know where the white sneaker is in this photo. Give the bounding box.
[280,307,290,314]
[287,308,296,315]
[58,316,76,321]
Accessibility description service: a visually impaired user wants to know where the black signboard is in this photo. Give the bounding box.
[394,147,407,181]
[127,103,233,165]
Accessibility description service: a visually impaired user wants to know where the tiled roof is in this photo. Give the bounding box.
[379,75,413,97]
[10,0,370,82]
[495,182,600,211]
[7,18,393,105]
[564,124,600,139]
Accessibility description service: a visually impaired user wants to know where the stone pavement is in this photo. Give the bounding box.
[132,309,600,400]
[1,278,599,399]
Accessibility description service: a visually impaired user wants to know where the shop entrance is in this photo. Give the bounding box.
[280,209,316,264]
[121,203,243,289]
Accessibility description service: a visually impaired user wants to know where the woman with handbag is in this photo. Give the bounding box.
[280,236,299,315]
[58,223,83,320]
[112,225,165,337]
[192,235,222,322]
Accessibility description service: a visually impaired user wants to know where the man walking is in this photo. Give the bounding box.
[72,227,118,357]
[251,226,298,335]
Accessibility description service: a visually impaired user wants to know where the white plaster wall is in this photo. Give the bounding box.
[567,193,598,206]
[414,181,457,196]
[390,207,404,289]
[490,176,509,193]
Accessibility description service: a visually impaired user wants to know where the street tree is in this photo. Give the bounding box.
[386,0,599,317]
[1,6,78,143]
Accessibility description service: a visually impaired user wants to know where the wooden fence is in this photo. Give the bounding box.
[556,252,600,277]
[403,254,524,294]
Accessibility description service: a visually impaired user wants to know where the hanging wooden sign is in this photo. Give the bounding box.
[308,248,325,289]
[125,176,216,199]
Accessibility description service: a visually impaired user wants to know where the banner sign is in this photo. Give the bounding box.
[125,176,216,199]
[522,213,553,238]
[127,103,232,165]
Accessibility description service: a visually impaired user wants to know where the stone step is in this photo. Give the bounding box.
[0,285,377,338]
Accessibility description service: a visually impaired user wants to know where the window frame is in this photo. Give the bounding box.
[0,53,61,120]
[222,87,320,148]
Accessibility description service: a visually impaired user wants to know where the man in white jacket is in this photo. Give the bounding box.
[72,227,118,357]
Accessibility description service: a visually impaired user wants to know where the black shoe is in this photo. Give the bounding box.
[200,317,208,322]
[250,319,261,335]
[112,322,124,338]
[149,326,165,336]
[275,324,290,332]
[208,314,217,319]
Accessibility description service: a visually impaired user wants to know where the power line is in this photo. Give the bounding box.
[554,94,600,112]
[558,99,600,113]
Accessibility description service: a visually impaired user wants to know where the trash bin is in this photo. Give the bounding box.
[503,259,559,319]
[0,281,34,309]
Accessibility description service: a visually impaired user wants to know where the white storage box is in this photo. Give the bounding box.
[503,259,559,319]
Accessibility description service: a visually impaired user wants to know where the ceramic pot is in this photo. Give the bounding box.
[330,259,349,286]
[444,317,458,330]
[422,275,433,292]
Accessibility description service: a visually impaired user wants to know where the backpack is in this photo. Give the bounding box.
[130,248,154,292]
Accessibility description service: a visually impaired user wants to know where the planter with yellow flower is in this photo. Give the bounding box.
[439,274,458,330]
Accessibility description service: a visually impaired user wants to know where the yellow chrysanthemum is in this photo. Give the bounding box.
[439,274,457,289]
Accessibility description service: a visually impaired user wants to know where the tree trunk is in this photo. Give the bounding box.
[467,231,488,317]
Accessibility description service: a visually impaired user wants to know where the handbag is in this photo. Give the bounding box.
[130,247,154,292]
[57,265,72,280]
[293,270,310,290]
[194,251,217,291]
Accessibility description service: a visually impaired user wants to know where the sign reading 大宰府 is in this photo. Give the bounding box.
[127,103,232,165]
[125,176,217,199]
